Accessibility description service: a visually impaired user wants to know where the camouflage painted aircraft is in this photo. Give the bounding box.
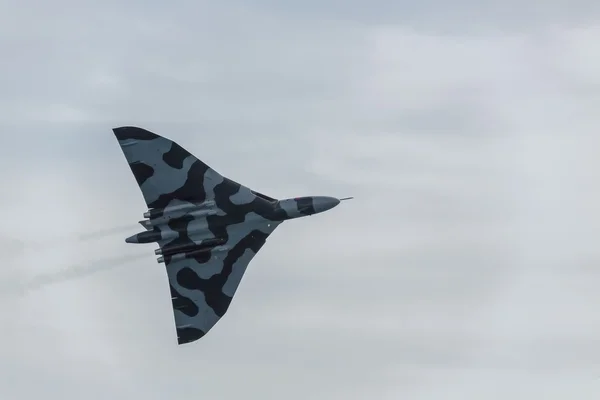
[112,126,351,345]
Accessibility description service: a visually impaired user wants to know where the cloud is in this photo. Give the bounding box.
[1,0,600,398]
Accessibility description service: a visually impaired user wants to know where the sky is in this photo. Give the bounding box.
[1,0,600,398]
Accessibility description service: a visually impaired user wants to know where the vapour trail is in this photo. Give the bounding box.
[23,224,138,249]
[0,252,148,298]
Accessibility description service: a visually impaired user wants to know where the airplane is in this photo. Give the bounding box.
[112,126,351,345]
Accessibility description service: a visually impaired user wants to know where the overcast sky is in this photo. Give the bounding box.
[1,0,600,399]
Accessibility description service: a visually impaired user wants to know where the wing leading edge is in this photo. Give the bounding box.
[112,126,282,344]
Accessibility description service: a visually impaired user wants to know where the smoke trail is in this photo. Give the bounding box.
[23,224,139,249]
[0,253,148,298]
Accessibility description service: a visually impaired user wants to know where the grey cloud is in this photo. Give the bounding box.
[0,1,369,127]
[228,0,600,32]
[2,0,600,399]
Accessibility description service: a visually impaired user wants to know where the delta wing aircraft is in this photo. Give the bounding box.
[113,126,350,345]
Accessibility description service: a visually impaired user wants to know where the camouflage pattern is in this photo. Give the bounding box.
[112,126,344,345]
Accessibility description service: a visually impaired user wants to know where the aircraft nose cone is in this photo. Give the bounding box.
[312,196,340,213]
